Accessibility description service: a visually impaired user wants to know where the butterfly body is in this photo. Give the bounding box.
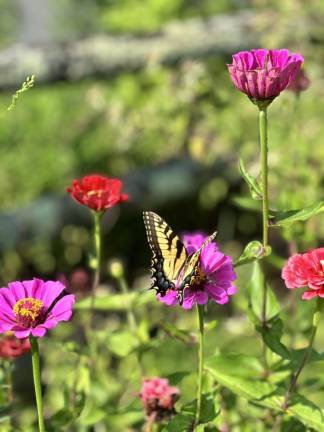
[143,211,217,304]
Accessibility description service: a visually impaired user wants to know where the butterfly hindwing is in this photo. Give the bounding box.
[143,211,187,297]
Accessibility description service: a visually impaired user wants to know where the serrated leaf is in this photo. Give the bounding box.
[249,261,280,322]
[234,241,270,267]
[270,201,324,227]
[239,159,262,200]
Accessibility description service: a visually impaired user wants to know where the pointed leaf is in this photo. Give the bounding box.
[271,201,324,227]
[239,159,262,200]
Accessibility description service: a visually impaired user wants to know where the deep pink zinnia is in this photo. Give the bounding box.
[282,248,324,300]
[67,174,128,212]
[227,49,304,104]
[158,232,237,309]
[0,278,75,338]
[140,377,180,419]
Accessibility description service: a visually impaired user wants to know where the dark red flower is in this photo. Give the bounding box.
[0,333,30,359]
[140,377,180,421]
[282,248,324,300]
[67,175,128,212]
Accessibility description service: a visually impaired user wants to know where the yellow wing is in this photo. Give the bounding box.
[143,211,187,297]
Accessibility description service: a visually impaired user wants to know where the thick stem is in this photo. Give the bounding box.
[259,108,269,327]
[195,304,205,427]
[282,298,322,410]
[29,336,45,432]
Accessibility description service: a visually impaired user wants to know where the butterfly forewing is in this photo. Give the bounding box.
[143,211,187,296]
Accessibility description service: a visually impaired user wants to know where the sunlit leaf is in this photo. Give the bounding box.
[238,158,262,200]
[107,330,139,357]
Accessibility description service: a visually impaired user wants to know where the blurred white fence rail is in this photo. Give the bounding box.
[0,11,258,89]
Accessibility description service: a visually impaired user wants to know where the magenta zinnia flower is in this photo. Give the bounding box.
[0,278,75,338]
[227,49,304,104]
[158,232,237,309]
[282,248,324,300]
[140,377,180,420]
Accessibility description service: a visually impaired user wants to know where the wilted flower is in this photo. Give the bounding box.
[227,49,304,106]
[67,174,128,212]
[0,278,75,338]
[282,248,324,300]
[158,232,236,309]
[140,377,180,421]
[0,333,30,359]
[287,68,310,94]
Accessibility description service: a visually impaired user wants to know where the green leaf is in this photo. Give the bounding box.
[79,399,106,426]
[232,196,263,212]
[238,159,262,200]
[47,409,74,430]
[249,261,281,322]
[205,354,277,405]
[234,241,270,267]
[256,317,291,360]
[160,322,196,344]
[74,292,154,311]
[271,201,324,227]
[107,330,139,357]
[206,354,324,431]
[164,393,218,431]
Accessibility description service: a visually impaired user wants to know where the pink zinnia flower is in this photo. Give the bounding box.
[67,174,128,212]
[0,278,75,338]
[227,49,304,104]
[140,377,180,420]
[158,232,237,309]
[0,333,30,359]
[282,248,324,300]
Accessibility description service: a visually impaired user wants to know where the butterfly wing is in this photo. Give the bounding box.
[176,231,218,304]
[143,211,188,297]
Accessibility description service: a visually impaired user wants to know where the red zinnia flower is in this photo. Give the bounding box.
[227,49,303,105]
[0,333,30,359]
[67,174,128,212]
[282,248,324,300]
[140,377,180,421]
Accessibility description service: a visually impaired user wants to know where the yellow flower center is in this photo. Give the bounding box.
[13,298,44,327]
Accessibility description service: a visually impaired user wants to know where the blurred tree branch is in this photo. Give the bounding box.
[0,11,257,89]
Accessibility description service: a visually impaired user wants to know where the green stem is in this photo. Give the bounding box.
[195,304,205,427]
[282,298,322,410]
[118,276,137,333]
[90,211,103,320]
[4,360,13,404]
[259,107,269,327]
[29,336,45,432]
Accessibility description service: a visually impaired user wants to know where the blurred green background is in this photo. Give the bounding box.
[0,0,323,430]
